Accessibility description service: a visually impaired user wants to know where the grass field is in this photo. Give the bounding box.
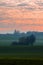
[0,46,42,64]
[0,39,43,65]
[0,46,43,59]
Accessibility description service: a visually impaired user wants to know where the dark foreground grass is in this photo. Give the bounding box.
[0,46,43,65]
[0,58,43,65]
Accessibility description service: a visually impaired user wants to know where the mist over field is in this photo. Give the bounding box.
[0,31,42,46]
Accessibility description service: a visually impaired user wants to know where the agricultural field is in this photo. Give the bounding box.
[0,45,43,64]
[0,39,43,65]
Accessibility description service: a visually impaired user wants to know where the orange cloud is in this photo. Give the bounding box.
[0,7,43,33]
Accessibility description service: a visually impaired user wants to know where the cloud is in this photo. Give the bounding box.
[0,15,16,28]
[0,2,7,6]
[0,0,43,11]
[17,23,43,27]
[0,1,15,7]
[38,3,43,6]
[0,0,43,33]
[0,17,13,20]
[35,0,43,6]
[0,21,16,28]
[25,7,36,11]
[17,3,28,6]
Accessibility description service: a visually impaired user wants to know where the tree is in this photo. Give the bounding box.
[18,34,36,46]
[26,36,30,45]
[19,37,26,45]
[11,34,36,46]
[11,41,18,46]
[29,34,36,46]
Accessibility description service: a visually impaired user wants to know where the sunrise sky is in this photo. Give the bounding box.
[0,0,43,34]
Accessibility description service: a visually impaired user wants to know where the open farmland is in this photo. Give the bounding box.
[0,46,42,64]
[0,46,43,58]
[0,39,43,65]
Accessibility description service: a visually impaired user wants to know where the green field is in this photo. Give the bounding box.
[0,46,43,58]
[0,39,43,65]
[0,46,42,65]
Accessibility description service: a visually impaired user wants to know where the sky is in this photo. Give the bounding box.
[0,0,43,34]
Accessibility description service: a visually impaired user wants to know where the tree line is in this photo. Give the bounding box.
[11,34,36,46]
